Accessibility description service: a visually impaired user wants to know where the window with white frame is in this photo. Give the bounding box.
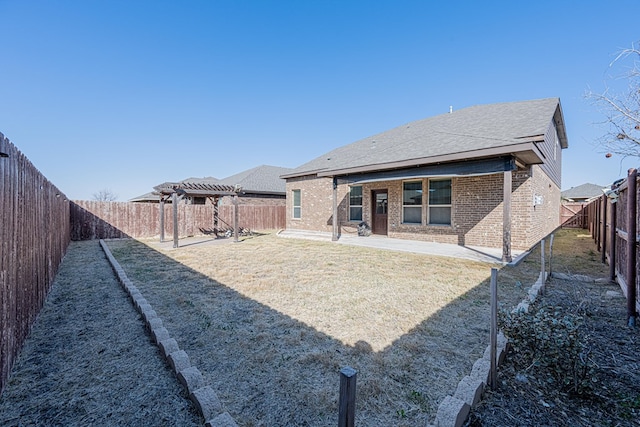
[403,181,422,224]
[292,189,301,219]
[428,179,451,225]
[349,186,363,221]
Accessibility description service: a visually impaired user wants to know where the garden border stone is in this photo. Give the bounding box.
[99,239,238,426]
[433,269,544,426]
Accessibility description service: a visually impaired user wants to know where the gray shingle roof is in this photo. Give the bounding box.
[179,176,219,185]
[129,191,160,202]
[285,98,565,178]
[561,183,606,200]
[217,165,293,194]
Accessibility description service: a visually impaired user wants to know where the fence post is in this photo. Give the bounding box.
[609,196,617,283]
[600,194,607,264]
[338,366,357,427]
[490,268,498,390]
[627,168,637,327]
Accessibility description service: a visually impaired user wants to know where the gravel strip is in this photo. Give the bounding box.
[0,240,202,427]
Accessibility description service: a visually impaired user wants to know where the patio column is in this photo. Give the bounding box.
[332,177,338,241]
[502,171,512,263]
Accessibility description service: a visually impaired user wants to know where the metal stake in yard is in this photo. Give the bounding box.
[548,234,554,279]
[540,238,545,285]
[338,366,357,427]
[489,268,498,390]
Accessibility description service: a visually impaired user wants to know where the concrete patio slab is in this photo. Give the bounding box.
[277,229,526,265]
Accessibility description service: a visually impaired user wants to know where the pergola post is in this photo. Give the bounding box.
[233,194,239,243]
[152,181,240,247]
[159,196,165,242]
[172,192,179,248]
[213,196,219,237]
[502,170,512,263]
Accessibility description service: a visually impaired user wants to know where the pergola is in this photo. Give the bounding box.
[153,181,241,248]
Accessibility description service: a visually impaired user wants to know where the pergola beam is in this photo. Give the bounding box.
[153,182,241,247]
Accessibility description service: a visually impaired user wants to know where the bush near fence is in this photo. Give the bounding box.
[70,200,286,240]
[0,133,70,395]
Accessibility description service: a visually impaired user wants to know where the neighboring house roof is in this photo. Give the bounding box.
[128,191,161,202]
[131,166,293,202]
[217,165,294,195]
[282,98,567,179]
[179,176,220,185]
[561,183,605,201]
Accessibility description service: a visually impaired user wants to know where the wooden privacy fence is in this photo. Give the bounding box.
[560,202,591,228]
[0,133,70,395]
[71,201,286,240]
[588,169,640,326]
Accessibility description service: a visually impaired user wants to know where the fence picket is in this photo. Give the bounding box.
[69,201,286,240]
[0,133,70,395]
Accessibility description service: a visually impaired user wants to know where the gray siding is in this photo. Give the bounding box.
[539,119,563,188]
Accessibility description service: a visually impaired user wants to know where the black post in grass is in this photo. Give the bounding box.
[338,366,357,427]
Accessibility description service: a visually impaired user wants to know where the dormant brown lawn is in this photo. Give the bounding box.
[106,232,535,426]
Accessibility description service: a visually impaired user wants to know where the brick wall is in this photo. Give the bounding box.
[285,167,561,250]
[453,174,506,248]
[285,175,337,232]
[528,164,561,246]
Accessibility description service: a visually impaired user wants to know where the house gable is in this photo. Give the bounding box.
[284,98,568,253]
[282,98,568,180]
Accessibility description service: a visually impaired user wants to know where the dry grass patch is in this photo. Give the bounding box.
[0,241,201,427]
[106,233,533,426]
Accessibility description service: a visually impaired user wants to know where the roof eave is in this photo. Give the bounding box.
[280,168,329,179]
[554,102,569,149]
[316,142,544,178]
[240,190,286,196]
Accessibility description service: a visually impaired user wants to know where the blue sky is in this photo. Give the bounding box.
[1,0,639,201]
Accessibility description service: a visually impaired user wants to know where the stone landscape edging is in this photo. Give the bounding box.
[101,238,555,427]
[99,239,238,427]
[432,271,547,427]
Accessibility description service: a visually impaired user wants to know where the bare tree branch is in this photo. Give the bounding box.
[92,189,118,201]
[586,42,640,158]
